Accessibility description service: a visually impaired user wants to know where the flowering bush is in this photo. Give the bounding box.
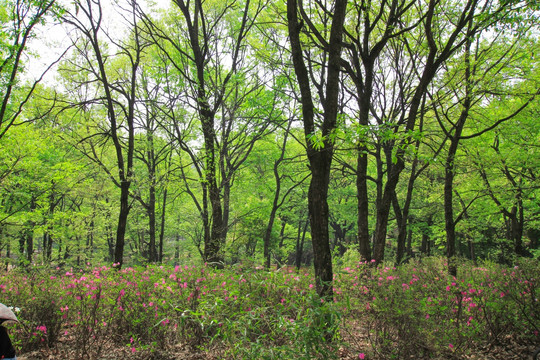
[338,257,539,358]
[0,257,537,359]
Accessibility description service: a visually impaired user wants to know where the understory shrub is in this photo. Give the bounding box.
[338,257,539,359]
[0,257,536,359]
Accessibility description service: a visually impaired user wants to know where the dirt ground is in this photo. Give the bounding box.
[16,336,539,360]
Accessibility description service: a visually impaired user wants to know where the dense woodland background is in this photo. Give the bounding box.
[0,0,538,290]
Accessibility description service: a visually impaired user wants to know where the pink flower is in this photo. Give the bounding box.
[359,353,365,359]
[402,283,409,291]
[36,325,47,334]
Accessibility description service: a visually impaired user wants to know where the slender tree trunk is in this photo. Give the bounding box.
[277,220,287,265]
[175,234,180,265]
[23,196,37,264]
[158,187,168,263]
[6,240,10,270]
[148,185,157,262]
[264,182,280,269]
[444,21,472,276]
[357,147,371,261]
[25,228,33,264]
[296,219,309,270]
[87,218,94,256]
[372,169,402,263]
[421,232,428,255]
[468,238,476,263]
[445,137,464,276]
[355,67,373,262]
[395,158,419,264]
[114,181,130,266]
[105,222,115,262]
[406,227,413,258]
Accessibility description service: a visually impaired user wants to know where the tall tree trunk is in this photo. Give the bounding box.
[444,18,473,276]
[263,125,292,269]
[277,220,287,265]
[175,234,181,265]
[6,239,10,270]
[295,219,309,270]
[22,195,37,265]
[114,181,131,266]
[406,227,413,258]
[372,169,402,263]
[264,203,278,270]
[158,187,168,263]
[287,0,347,300]
[357,147,371,261]
[25,228,33,264]
[147,185,157,262]
[395,161,419,264]
[87,218,94,257]
[395,102,426,264]
[308,164,333,296]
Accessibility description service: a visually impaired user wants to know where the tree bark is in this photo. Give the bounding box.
[287,0,347,299]
[295,219,309,270]
[158,187,168,263]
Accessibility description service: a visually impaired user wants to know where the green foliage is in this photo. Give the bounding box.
[0,257,537,358]
[1,263,343,358]
[338,257,540,358]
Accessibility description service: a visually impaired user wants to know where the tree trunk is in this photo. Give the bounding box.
[147,185,157,262]
[296,219,309,270]
[406,227,413,258]
[158,187,168,263]
[277,220,287,265]
[357,147,371,261]
[22,195,37,264]
[287,0,347,300]
[105,224,115,262]
[114,181,130,266]
[306,157,335,287]
[444,26,472,276]
[372,170,402,263]
[264,197,280,269]
[25,228,33,264]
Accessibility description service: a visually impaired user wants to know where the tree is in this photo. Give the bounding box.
[61,0,150,268]
[425,15,538,273]
[0,0,61,140]
[287,0,348,299]
[141,0,277,266]
[129,66,174,263]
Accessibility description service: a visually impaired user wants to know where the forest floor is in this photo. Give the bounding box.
[6,258,539,360]
[16,326,538,360]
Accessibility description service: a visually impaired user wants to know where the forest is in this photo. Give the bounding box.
[0,0,539,358]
